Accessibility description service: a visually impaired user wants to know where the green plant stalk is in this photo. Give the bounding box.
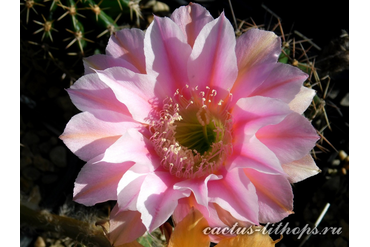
[100,0,132,16]
[20,204,112,247]
[278,47,290,64]
[98,10,120,30]
[47,0,58,19]
[82,0,119,30]
[63,0,82,33]
[69,0,87,50]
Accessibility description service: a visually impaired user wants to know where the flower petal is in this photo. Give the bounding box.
[217,226,281,247]
[208,168,259,225]
[60,111,137,161]
[100,128,158,166]
[173,174,222,209]
[117,163,155,211]
[231,29,281,101]
[73,154,134,206]
[232,96,291,135]
[72,129,159,206]
[173,197,235,243]
[144,15,192,99]
[114,241,144,247]
[168,208,210,247]
[236,28,281,71]
[256,112,319,164]
[248,63,308,103]
[108,204,147,246]
[229,96,291,173]
[67,73,131,118]
[106,28,146,73]
[170,2,214,47]
[289,86,316,114]
[282,154,321,183]
[137,170,190,232]
[188,12,238,97]
[229,135,284,174]
[94,67,156,123]
[229,63,274,103]
[244,168,293,223]
[173,195,225,226]
[83,54,140,74]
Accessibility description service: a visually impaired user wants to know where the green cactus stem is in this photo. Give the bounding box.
[82,0,120,37]
[21,0,45,24]
[60,0,93,54]
[33,14,58,42]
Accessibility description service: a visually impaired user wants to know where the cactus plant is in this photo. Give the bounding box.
[20,0,152,84]
[20,0,140,54]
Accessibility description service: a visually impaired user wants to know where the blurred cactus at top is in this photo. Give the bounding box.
[21,0,142,49]
[20,0,169,84]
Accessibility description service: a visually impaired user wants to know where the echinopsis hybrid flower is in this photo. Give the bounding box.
[60,3,320,245]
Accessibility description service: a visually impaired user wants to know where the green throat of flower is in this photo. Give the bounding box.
[174,107,224,155]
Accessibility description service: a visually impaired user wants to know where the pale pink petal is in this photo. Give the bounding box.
[232,96,291,135]
[71,128,158,207]
[60,111,138,161]
[108,204,147,245]
[137,170,190,232]
[188,12,238,97]
[248,63,308,103]
[83,54,140,74]
[73,154,134,206]
[94,67,156,123]
[67,73,131,118]
[144,15,192,99]
[256,112,319,164]
[230,97,292,173]
[106,28,146,73]
[236,29,281,69]
[117,162,156,211]
[208,168,259,225]
[289,86,316,114]
[100,128,159,166]
[244,168,293,223]
[229,135,284,174]
[229,63,274,103]
[173,174,222,209]
[282,154,321,183]
[231,29,281,101]
[170,2,214,47]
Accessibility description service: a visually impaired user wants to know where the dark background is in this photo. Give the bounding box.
[161,0,349,48]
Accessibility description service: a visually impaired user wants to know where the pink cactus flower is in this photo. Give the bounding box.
[60,3,320,245]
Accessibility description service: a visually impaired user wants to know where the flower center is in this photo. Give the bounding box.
[174,106,221,155]
[149,86,233,179]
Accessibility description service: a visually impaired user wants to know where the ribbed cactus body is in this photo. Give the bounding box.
[21,0,142,58]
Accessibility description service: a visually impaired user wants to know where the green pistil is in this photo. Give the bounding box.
[174,109,219,155]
